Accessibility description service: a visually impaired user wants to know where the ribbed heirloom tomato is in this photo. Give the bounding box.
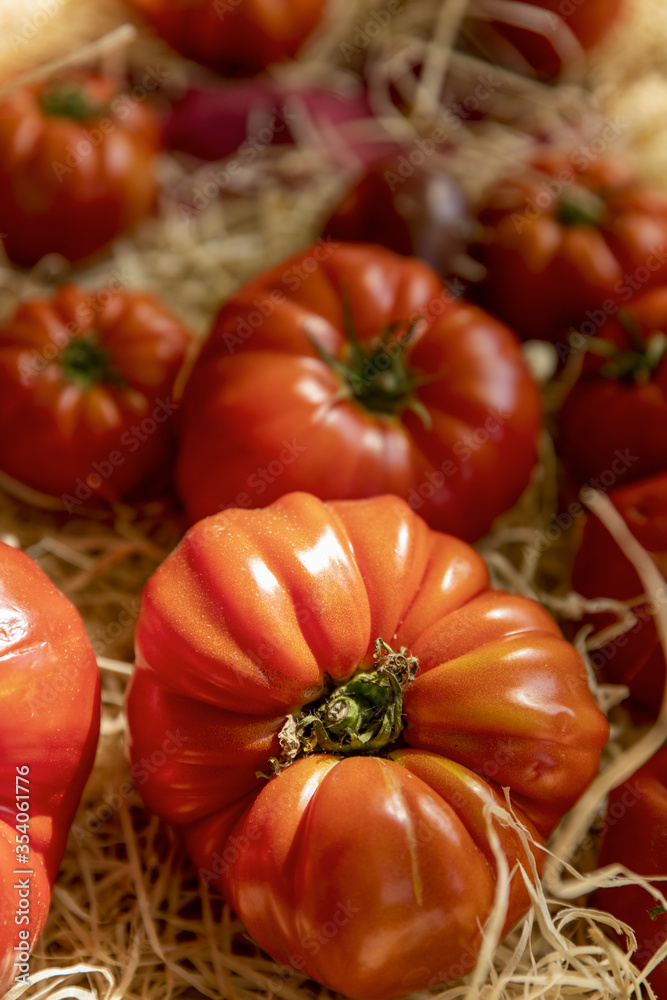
[0,284,194,509]
[125,492,609,1000]
[176,241,541,541]
[0,71,160,266]
[558,287,667,490]
[0,540,100,995]
[471,154,667,341]
[127,0,327,77]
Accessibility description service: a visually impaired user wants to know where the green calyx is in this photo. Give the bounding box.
[59,335,125,391]
[649,903,666,921]
[307,300,434,429]
[555,187,606,228]
[260,638,418,779]
[39,80,107,121]
[585,311,667,385]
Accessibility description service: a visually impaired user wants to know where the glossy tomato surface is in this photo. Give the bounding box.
[128,0,327,76]
[464,0,625,79]
[0,72,159,266]
[471,154,667,341]
[125,492,609,1000]
[558,287,667,489]
[572,472,667,718]
[592,743,667,995]
[176,242,541,541]
[0,540,100,995]
[0,284,194,508]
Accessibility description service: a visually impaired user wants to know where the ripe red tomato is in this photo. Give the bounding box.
[321,157,471,279]
[125,492,609,1000]
[0,284,194,510]
[463,0,625,79]
[176,241,541,541]
[0,540,100,995]
[0,72,160,266]
[572,472,667,719]
[470,153,667,342]
[557,287,667,489]
[128,0,327,77]
[591,742,667,995]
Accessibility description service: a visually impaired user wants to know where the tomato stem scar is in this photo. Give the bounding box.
[258,638,418,779]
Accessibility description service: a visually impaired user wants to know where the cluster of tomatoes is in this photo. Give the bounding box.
[1,0,666,997]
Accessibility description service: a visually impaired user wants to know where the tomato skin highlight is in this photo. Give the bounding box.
[591,743,667,996]
[0,73,160,267]
[127,0,327,77]
[470,154,667,342]
[125,492,609,998]
[572,471,667,719]
[0,284,194,506]
[0,541,100,996]
[176,242,541,542]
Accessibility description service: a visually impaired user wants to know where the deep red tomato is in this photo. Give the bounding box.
[591,742,667,995]
[128,0,327,77]
[0,72,160,266]
[470,153,667,342]
[558,287,667,489]
[572,472,667,719]
[463,0,625,79]
[125,492,609,1000]
[321,157,471,279]
[0,284,194,509]
[0,540,100,995]
[176,241,541,541]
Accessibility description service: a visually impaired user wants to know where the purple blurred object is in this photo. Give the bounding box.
[163,80,403,167]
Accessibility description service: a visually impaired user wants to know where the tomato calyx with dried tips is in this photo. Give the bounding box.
[58,334,126,391]
[583,313,667,385]
[38,79,108,121]
[308,302,434,428]
[262,638,418,778]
